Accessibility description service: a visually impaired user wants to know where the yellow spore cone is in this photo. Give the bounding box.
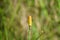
[28,16,32,26]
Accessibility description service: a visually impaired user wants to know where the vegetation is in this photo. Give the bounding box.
[0,0,60,40]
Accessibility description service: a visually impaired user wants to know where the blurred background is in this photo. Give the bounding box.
[0,0,60,40]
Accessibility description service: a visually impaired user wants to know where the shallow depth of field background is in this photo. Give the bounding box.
[0,0,60,40]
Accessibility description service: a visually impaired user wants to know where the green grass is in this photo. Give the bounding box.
[0,0,60,40]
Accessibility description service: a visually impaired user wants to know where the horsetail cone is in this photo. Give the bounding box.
[28,16,32,28]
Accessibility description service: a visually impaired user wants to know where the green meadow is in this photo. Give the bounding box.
[0,0,60,40]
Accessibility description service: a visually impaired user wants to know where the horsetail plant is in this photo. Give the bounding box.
[28,16,32,40]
